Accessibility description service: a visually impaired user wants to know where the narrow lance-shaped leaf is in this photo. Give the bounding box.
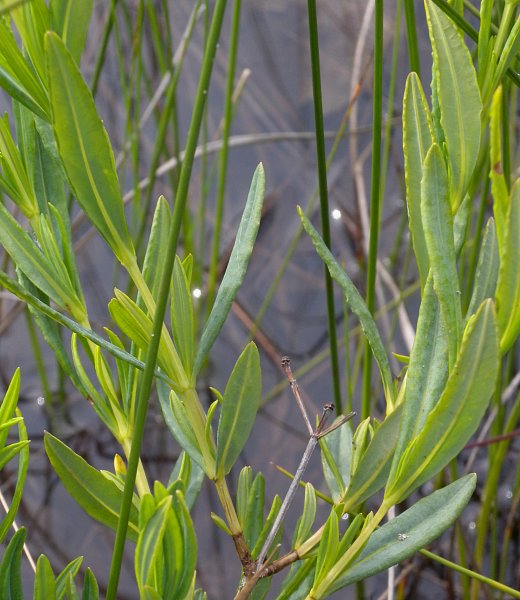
[50,0,93,64]
[425,1,482,209]
[0,201,84,318]
[44,432,140,541]
[171,256,196,375]
[319,417,352,503]
[0,410,28,543]
[0,528,25,600]
[342,405,402,510]
[0,20,50,120]
[34,555,56,600]
[55,557,83,600]
[45,32,135,266]
[402,72,435,288]
[466,218,498,321]
[495,180,520,353]
[136,497,172,592]
[81,568,99,600]
[421,143,462,370]
[386,300,498,503]
[329,474,476,593]
[388,278,447,483]
[299,207,395,407]
[193,164,265,378]
[216,342,261,477]
[489,86,508,248]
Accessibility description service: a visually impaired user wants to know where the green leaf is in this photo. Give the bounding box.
[0,410,29,543]
[299,207,395,407]
[210,512,232,536]
[466,219,498,321]
[252,494,282,558]
[329,474,476,593]
[45,32,135,265]
[56,557,83,600]
[319,417,352,503]
[50,0,93,63]
[244,473,265,550]
[0,201,83,317]
[489,87,508,248]
[157,381,204,470]
[65,573,80,600]
[108,289,185,386]
[277,558,315,600]
[0,528,25,600]
[496,180,520,353]
[388,279,447,483]
[171,256,195,374]
[421,143,462,369]
[425,1,482,208]
[402,72,435,288]
[313,511,339,587]
[81,569,99,600]
[34,555,56,600]
[136,496,172,592]
[0,113,38,219]
[216,342,261,477]
[294,483,317,550]
[169,491,197,599]
[194,164,265,377]
[387,301,498,503]
[6,0,49,85]
[142,197,171,302]
[0,440,29,470]
[237,466,252,525]
[342,405,402,510]
[44,432,140,541]
[167,451,204,511]
[0,369,20,442]
[0,20,50,120]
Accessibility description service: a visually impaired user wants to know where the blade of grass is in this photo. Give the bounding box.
[361,0,384,420]
[307,0,342,413]
[206,0,242,313]
[105,1,228,597]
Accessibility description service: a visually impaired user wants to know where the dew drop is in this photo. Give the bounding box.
[36,396,45,406]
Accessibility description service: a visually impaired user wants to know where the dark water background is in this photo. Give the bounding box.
[0,1,517,598]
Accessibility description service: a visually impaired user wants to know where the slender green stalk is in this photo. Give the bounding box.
[307,0,342,413]
[135,0,203,259]
[105,2,228,597]
[403,0,421,76]
[206,0,242,314]
[379,0,402,200]
[420,548,520,598]
[361,0,384,421]
[91,0,119,96]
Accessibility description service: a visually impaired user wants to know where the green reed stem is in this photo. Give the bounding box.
[135,0,203,259]
[105,2,228,597]
[207,0,242,314]
[361,0,384,421]
[421,548,520,598]
[307,0,342,413]
[403,0,421,76]
[91,0,119,96]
